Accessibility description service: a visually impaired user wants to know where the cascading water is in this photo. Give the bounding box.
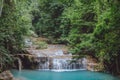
[25,40,88,71]
[39,57,49,70]
[38,50,87,71]
[16,58,22,71]
[51,58,87,71]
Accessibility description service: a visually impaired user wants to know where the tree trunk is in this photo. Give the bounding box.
[0,0,4,17]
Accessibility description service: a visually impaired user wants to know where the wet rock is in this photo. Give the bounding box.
[86,56,103,71]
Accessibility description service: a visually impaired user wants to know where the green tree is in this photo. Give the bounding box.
[0,0,34,71]
[93,0,120,74]
[61,0,95,56]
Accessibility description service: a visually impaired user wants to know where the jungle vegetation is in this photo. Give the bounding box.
[0,0,120,75]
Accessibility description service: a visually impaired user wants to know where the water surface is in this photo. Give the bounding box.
[11,69,119,80]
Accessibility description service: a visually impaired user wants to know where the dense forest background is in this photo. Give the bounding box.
[0,0,120,75]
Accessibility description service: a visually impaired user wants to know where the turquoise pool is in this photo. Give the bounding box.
[11,70,120,80]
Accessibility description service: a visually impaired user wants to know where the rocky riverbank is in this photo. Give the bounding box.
[0,70,23,80]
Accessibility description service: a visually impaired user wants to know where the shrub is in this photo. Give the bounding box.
[36,41,48,49]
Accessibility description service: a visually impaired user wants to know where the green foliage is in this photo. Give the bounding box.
[93,0,120,74]
[0,0,120,74]
[32,1,120,74]
[32,0,70,43]
[36,41,48,49]
[61,0,95,56]
[0,0,34,71]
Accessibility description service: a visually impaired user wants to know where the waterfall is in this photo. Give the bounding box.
[39,58,87,70]
[50,58,87,72]
[37,50,87,71]
[16,58,22,71]
[39,57,49,70]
